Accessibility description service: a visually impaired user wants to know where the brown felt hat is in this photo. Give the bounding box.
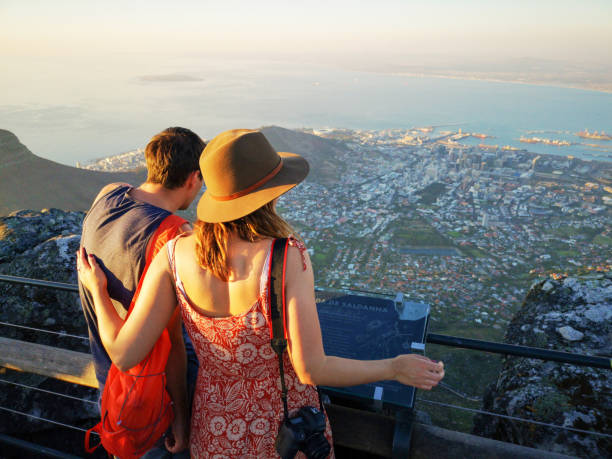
[197,129,309,223]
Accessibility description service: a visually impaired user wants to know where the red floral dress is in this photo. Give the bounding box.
[167,237,334,458]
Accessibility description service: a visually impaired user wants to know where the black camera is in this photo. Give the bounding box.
[275,406,331,459]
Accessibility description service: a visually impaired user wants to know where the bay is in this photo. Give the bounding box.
[1,55,611,165]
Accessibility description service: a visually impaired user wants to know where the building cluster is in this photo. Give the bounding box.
[281,128,612,333]
[77,148,145,171]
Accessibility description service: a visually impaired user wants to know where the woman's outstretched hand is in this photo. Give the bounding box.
[391,354,444,390]
[76,247,108,293]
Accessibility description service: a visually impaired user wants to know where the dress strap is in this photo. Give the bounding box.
[166,233,188,285]
[259,240,274,299]
[288,236,307,271]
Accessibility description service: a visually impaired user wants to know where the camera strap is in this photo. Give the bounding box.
[268,238,324,420]
[269,237,290,419]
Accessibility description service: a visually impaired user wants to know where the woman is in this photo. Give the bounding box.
[78,129,445,458]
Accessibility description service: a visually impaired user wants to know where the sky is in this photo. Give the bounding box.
[2,0,612,64]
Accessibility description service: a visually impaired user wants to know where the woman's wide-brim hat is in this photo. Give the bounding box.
[197,129,309,223]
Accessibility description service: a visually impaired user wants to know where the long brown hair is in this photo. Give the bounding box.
[193,202,296,281]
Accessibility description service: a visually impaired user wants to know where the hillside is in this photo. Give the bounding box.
[0,127,350,218]
[0,130,146,216]
[260,126,349,185]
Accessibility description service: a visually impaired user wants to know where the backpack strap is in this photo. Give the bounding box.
[127,215,187,316]
[84,424,101,453]
[146,215,188,265]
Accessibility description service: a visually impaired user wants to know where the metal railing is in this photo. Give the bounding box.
[426,333,611,369]
[0,274,79,292]
[2,273,609,370]
[1,273,610,458]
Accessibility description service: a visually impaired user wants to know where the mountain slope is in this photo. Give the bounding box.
[260,126,349,185]
[0,130,146,216]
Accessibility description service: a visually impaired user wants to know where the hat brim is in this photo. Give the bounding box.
[196,152,309,223]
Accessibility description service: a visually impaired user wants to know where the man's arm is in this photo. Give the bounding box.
[164,307,189,452]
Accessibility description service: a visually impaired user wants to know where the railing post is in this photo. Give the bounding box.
[392,409,414,458]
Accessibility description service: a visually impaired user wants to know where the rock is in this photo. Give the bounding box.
[563,277,578,289]
[0,209,85,263]
[556,326,584,342]
[0,220,87,347]
[583,305,611,323]
[0,209,97,437]
[473,276,611,458]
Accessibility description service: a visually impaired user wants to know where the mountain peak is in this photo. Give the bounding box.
[0,129,35,164]
[0,129,146,216]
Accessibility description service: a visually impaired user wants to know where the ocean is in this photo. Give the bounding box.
[1,55,611,165]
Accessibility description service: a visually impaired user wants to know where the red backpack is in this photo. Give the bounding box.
[85,215,187,459]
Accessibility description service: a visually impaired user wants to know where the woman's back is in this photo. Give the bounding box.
[174,234,273,318]
[167,235,334,458]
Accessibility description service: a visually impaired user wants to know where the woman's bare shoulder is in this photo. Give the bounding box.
[173,232,198,265]
[175,231,195,246]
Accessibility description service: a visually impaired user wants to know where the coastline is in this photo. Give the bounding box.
[387,71,612,95]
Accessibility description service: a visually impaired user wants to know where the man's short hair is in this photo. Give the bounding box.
[145,127,205,189]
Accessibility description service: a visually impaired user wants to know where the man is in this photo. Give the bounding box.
[78,127,205,456]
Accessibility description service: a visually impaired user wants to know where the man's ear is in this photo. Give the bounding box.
[187,170,202,189]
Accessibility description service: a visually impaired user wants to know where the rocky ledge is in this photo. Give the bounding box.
[0,209,98,444]
[0,208,87,344]
[473,275,612,458]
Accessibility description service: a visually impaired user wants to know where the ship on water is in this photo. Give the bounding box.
[576,129,612,141]
[519,136,571,146]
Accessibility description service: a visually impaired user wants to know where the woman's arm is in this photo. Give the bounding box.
[284,246,444,390]
[164,307,189,453]
[77,247,178,370]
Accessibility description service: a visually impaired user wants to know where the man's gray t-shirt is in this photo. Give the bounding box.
[78,185,170,387]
